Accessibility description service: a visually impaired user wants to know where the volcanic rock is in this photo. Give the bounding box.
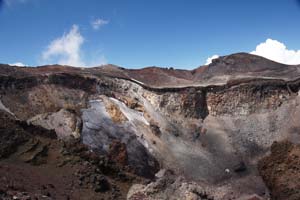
[1,53,300,199]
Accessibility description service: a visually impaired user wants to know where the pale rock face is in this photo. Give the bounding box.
[127,171,214,200]
[0,99,16,118]
[81,96,159,178]
[28,109,81,139]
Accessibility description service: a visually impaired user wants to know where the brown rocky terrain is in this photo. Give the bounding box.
[1,53,300,199]
[0,110,146,200]
[258,141,300,200]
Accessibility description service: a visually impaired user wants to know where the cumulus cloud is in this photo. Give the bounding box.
[91,18,109,30]
[250,39,300,65]
[42,25,107,67]
[42,25,85,67]
[205,55,219,65]
[9,62,26,66]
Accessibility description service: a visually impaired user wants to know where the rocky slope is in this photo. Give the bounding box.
[1,53,300,199]
[258,141,300,200]
[0,110,146,200]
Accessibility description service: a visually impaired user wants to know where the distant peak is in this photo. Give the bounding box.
[211,52,296,67]
[210,53,261,64]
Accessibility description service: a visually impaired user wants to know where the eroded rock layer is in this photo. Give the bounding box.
[1,53,300,199]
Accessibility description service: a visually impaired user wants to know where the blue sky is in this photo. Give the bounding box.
[1,0,300,68]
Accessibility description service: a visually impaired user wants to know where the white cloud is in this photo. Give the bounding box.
[42,25,107,67]
[250,39,300,65]
[91,18,109,30]
[42,25,84,67]
[9,62,26,66]
[205,55,219,65]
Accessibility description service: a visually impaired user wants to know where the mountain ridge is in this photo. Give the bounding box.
[2,53,300,88]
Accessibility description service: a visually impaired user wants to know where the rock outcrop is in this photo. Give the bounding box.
[0,110,144,200]
[258,141,300,200]
[1,53,300,199]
